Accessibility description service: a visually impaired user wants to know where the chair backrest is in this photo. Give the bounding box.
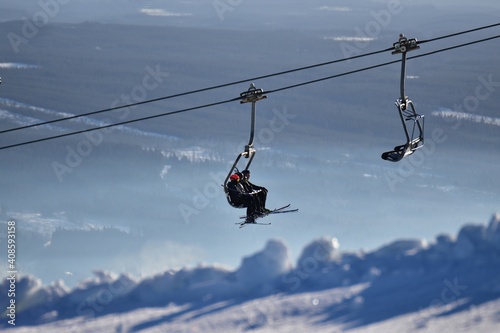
[382,98,424,162]
[224,187,245,208]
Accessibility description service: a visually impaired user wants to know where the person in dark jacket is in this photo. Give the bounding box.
[227,173,260,222]
[241,169,271,214]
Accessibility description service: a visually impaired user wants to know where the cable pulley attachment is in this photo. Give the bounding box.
[392,35,419,55]
[240,84,267,104]
[223,84,267,208]
[382,34,425,162]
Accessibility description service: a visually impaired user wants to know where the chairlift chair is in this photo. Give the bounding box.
[382,34,425,162]
[381,98,424,162]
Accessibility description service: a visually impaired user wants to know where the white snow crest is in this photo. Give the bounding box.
[161,146,223,163]
[236,239,292,293]
[0,97,178,141]
[486,213,500,249]
[140,9,192,17]
[297,237,340,272]
[0,62,39,69]
[371,239,427,258]
[432,108,500,127]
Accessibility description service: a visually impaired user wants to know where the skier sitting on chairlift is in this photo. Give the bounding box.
[227,173,263,222]
[240,169,271,214]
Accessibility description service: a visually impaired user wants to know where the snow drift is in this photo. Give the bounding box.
[2,214,500,329]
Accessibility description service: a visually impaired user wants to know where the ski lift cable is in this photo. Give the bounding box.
[0,97,241,151]
[0,33,499,151]
[0,48,392,135]
[263,34,500,95]
[410,34,500,59]
[418,22,500,44]
[1,22,498,136]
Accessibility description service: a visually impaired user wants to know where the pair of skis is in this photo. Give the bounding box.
[236,204,298,228]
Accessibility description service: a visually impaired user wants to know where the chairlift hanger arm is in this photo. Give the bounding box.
[392,34,420,102]
[239,83,267,153]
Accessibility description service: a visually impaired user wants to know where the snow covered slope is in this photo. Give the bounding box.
[2,214,500,332]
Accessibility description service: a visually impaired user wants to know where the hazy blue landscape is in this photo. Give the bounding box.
[0,0,499,331]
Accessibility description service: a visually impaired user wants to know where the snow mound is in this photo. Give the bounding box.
[235,239,291,293]
[297,237,340,267]
[486,213,500,249]
[2,214,500,329]
[371,238,427,258]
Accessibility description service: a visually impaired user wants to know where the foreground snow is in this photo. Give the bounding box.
[2,214,500,332]
[6,288,500,333]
